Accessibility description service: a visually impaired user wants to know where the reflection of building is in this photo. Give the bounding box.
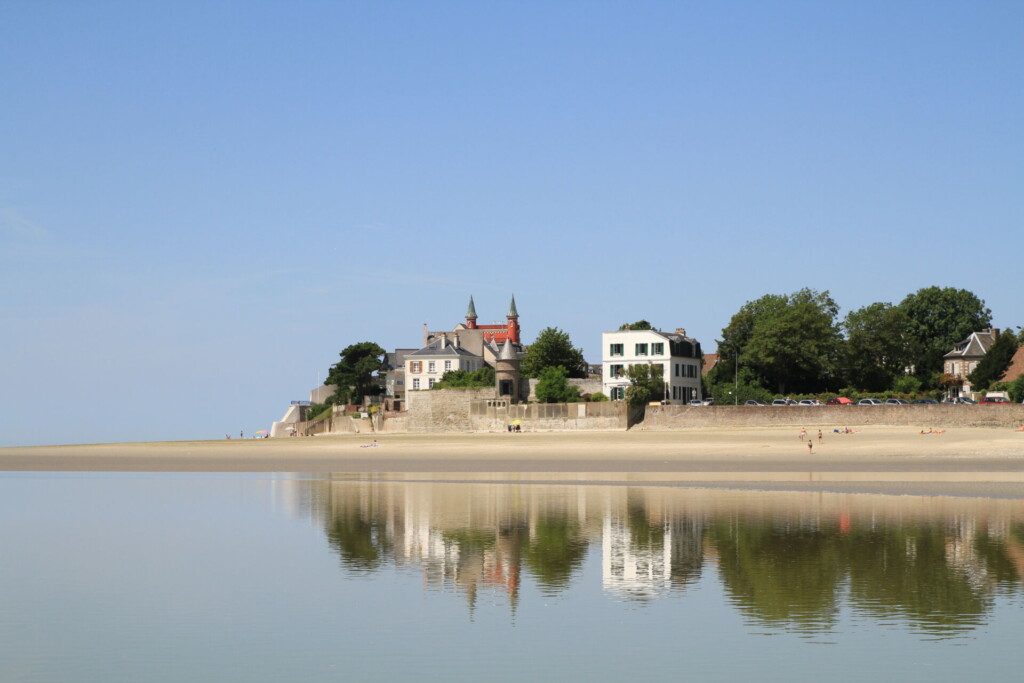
[602,515,672,599]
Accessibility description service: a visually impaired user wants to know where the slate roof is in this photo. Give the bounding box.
[409,337,481,358]
[944,329,999,360]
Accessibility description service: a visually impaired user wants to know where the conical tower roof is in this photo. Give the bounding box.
[499,338,517,360]
[466,295,477,319]
[507,295,518,318]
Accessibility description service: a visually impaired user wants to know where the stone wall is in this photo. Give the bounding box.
[469,400,627,431]
[527,377,604,401]
[402,389,498,432]
[637,404,1024,430]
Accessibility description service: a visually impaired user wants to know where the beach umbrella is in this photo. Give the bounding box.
[255,429,269,435]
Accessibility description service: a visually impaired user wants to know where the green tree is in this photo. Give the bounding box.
[1007,375,1024,403]
[706,368,773,405]
[433,367,495,389]
[899,287,992,381]
[534,366,582,403]
[521,327,588,378]
[707,294,788,387]
[588,391,609,402]
[967,330,1019,392]
[324,341,386,405]
[625,364,665,406]
[741,289,843,394]
[842,302,917,392]
[619,320,653,331]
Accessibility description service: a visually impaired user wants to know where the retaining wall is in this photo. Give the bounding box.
[637,404,1024,430]
[468,400,627,431]
[402,389,498,432]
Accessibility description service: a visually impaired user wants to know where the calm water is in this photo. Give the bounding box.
[2,473,1024,681]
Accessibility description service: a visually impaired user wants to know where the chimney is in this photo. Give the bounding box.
[439,332,447,348]
[454,334,461,349]
[675,328,687,337]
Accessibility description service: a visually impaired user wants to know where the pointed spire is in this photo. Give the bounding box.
[507,294,518,318]
[466,295,477,319]
[499,338,516,360]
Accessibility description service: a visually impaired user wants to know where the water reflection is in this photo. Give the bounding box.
[286,478,1024,634]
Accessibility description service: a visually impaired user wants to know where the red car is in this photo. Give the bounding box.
[980,396,1010,405]
[826,397,853,405]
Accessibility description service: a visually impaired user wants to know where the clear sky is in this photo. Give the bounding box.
[2,1,1021,446]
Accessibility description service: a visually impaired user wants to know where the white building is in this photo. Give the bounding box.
[404,333,487,392]
[601,328,703,404]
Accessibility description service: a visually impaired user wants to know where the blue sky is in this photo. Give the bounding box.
[2,1,1021,445]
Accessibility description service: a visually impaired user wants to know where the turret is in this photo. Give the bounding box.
[506,295,520,344]
[466,295,478,329]
[495,338,521,402]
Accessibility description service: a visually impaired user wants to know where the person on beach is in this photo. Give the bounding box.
[799,427,806,441]
[807,441,814,454]
[818,429,823,442]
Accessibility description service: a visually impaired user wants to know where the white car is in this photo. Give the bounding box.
[798,399,821,406]
[857,398,884,406]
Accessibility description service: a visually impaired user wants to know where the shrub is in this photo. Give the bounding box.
[1008,376,1024,403]
[892,375,922,394]
[535,366,582,403]
[588,391,609,402]
[306,403,332,421]
[433,367,495,389]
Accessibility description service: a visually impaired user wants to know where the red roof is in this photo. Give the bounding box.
[476,324,513,344]
[1001,346,1024,383]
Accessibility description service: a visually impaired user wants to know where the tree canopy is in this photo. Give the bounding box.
[898,287,991,380]
[967,330,1018,392]
[625,364,665,406]
[534,365,581,403]
[324,341,386,405]
[521,327,588,378]
[432,367,495,389]
[619,320,653,331]
[842,302,917,392]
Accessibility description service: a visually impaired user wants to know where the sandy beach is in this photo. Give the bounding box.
[3,427,1024,496]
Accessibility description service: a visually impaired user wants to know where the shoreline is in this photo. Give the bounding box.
[2,426,1023,478]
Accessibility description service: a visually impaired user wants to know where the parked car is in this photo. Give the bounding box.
[744,400,766,406]
[826,397,853,406]
[771,398,797,406]
[912,398,939,404]
[884,398,909,405]
[942,397,977,405]
[703,398,715,406]
[980,396,1010,404]
[798,399,822,406]
[857,398,884,406]
[687,399,703,406]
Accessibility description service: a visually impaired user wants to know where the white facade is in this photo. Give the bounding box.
[601,329,702,404]
[405,348,485,392]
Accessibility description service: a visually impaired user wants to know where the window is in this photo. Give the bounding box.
[410,361,422,373]
[651,343,664,355]
[444,360,452,371]
[412,378,421,390]
[635,343,648,356]
[609,343,624,357]
[428,361,436,373]
[675,364,680,377]
[428,378,436,388]
[609,364,625,378]
[611,387,625,400]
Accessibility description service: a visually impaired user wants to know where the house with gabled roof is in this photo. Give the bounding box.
[943,327,999,397]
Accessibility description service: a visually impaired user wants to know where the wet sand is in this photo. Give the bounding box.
[3,427,1023,488]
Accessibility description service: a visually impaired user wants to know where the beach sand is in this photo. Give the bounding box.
[3,427,1024,496]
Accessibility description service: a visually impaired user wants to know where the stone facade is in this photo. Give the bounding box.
[403,388,499,432]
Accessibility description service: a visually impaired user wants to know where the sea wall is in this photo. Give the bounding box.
[637,404,1024,430]
[401,389,499,432]
[468,399,627,431]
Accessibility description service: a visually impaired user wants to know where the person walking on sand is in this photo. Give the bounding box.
[807,441,814,454]
[799,427,807,441]
[818,429,823,442]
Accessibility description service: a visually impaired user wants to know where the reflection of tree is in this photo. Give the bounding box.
[668,516,704,589]
[845,525,989,630]
[710,518,843,627]
[324,499,392,571]
[524,515,588,592]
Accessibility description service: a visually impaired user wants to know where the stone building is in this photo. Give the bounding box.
[943,328,999,397]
